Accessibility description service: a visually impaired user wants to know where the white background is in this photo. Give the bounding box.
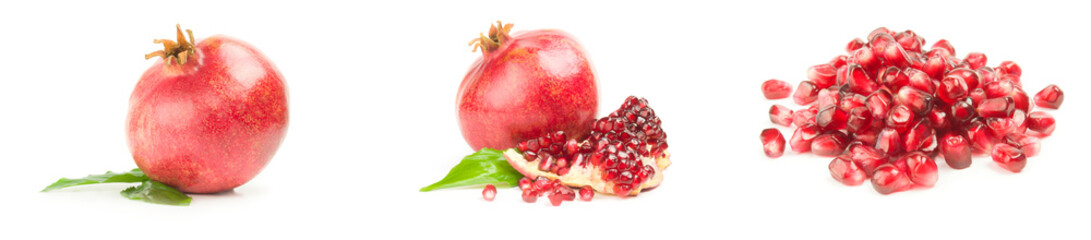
[1,0,1088,239]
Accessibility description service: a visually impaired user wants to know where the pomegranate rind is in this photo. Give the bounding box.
[504,148,670,196]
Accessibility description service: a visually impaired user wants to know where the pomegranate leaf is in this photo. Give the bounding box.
[420,148,524,192]
[41,169,148,192]
[121,180,192,206]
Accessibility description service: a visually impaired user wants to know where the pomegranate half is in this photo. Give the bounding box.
[457,21,598,151]
[127,25,288,193]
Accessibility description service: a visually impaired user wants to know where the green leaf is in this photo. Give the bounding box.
[420,148,524,192]
[121,180,192,206]
[41,169,148,192]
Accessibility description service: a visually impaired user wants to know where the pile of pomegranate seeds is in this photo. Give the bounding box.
[518,177,578,206]
[759,27,1064,195]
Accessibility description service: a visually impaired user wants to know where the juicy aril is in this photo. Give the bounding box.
[127,25,288,193]
[505,96,670,196]
[457,21,598,151]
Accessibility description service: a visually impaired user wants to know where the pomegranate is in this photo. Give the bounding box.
[457,21,598,151]
[128,25,288,193]
[759,27,1064,195]
[505,96,670,196]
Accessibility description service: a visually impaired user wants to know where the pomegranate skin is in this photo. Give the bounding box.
[127,35,288,194]
[458,27,598,151]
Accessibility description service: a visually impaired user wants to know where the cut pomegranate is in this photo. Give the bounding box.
[761,128,786,158]
[939,133,972,169]
[871,163,912,195]
[793,81,821,105]
[482,184,496,201]
[991,143,1027,173]
[829,156,866,186]
[762,79,792,99]
[901,152,938,188]
[505,96,670,197]
[1034,84,1064,109]
[1026,111,1055,136]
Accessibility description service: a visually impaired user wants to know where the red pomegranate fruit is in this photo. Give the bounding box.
[127,25,288,193]
[457,21,598,151]
[505,96,671,196]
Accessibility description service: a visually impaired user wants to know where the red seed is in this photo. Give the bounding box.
[522,188,538,203]
[769,104,794,127]
[901,152,938,188]
[894,88,934,114]
[847,38,866,53]
[760,128,786,158]
[865,89,893,119]
[762,79,792,99]
[518,177,532,190]
[850,47,879,70]
[976,97,1015,118]
[932,39,956,56]
[811,132,848,157]
[936,75,969,104]
[1026,111,1056,136]
[548,190,563,206]
[808,64,838,88]
[845,107,872,134]
[1003,133,1041,158]
[829,156,867,186]
[1034,84,1064,109]
[816,106,847,131]
[875,128,903,156]
[845,143,887,176]
[991,143,1027,173]
[885,105,915,133]
[793,81,821,105]
[482,184,497,201]
[997,61,1022,77]
[983,79,1015,98]
[578,186,594,201]
[964,52,987,69]
[790,124,820,153]
[939,133,972,169]
[871,163,912,195]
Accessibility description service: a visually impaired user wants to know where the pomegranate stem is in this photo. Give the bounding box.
[468,21,513,54]
[145,24,196,66]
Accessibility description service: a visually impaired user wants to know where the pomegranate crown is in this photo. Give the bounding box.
[145,24,196,66]
[469,21,513,54]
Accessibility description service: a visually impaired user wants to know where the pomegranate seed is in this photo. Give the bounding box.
[793,81,821,105]
[844,64,879,94]
[816,106,847,131]
[901,152,938,188]
[903,120,935,152]
[769,104,794,127]
[865,89,893,119]
[906,68,936,94]
[894,30,922,52]
[518,177,532,190]
[762,79,792,99]
[936,75,969,104]
[482,184,497,201]
[817,88,840,110]
[991,143,1027,173]
[950,98,976,124]
[1034,84,1064,109]
[964,52,987,69]
[878,66,909,92]
[1026,111,1055,136]
[976,97,1015,118]
[923,56,948,80]
[790,124,820,153]
[927,108,949,131]
[792,107,817,127]
[985,117,1016,137]
[1011,87,1031,112]
[847,38,866,53]
[1003,133,1041,157]
[939,133,972,169]
[895,87,934,114]
[811,132,848,157]
[996,61,1021,77]
[760,128,786,158]
[983,79,1015,98]
[885,105,915,133]
[965,121,994,154]
[830,55,849,69]
[845,107,872,134]
[868,27,892,41]
[845,143,887,176]
[829,156,867,186]
[875,128,903,156]
[521,188,538,203]
[931,39,956,56]
[808,64,838,88]
[871,163,912,195]
[882,42,909,67]
[548,190,563,206]
[578,186,593,201]
[851,47,879,70]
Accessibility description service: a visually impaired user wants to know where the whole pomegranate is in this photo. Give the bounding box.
[127,25,288,193]
[457,21,598,151]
